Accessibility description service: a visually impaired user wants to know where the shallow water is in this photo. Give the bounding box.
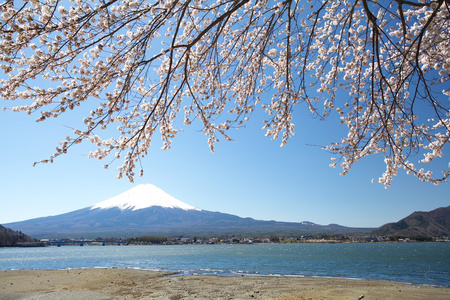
[1,243,448,286]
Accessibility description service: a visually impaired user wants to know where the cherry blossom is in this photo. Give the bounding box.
[0,0,448,186]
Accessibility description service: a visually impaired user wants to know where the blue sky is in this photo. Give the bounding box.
[0,0,448,234]
[0,0,448,228]
[1,95,449,228]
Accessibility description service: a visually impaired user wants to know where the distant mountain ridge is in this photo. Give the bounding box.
[373,206,450,237]
[4,184,372,239]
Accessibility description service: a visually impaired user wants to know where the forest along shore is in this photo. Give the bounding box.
[0,268,449,300]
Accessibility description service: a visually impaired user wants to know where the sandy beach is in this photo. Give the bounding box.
[0,268,448,299]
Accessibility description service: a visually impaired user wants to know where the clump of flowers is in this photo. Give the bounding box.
[0,0,448,186]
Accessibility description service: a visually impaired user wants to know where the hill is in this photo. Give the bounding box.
[0,224,35,246]
[373,206,450,237]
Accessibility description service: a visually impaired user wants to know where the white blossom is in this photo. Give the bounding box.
[0,0,448,185]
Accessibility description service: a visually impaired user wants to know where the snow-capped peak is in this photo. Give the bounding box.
[90,184,201,211]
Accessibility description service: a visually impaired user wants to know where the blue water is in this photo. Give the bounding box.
[0,243,449,286]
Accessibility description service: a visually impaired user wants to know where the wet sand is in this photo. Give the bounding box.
[0,268,448,299]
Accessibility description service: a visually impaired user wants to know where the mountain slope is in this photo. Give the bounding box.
[4,206,371,239]
[4,184,372,238]
[373,206,450,237]
[91,184,200,211]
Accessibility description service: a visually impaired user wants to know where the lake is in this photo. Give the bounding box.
[0,243,448,286]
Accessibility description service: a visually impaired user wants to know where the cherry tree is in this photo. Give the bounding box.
[0,0,448,186]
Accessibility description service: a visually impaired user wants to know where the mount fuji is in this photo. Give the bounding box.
[4,184,372,238]
[90,184,200,211]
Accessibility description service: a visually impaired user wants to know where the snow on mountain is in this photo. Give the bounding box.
[90,184,200,211]
[4,183,376,238]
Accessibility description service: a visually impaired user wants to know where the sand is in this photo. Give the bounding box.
[0,268,448,299]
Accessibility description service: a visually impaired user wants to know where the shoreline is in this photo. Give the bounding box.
[3,266,448,288]
[1,268,449,299]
